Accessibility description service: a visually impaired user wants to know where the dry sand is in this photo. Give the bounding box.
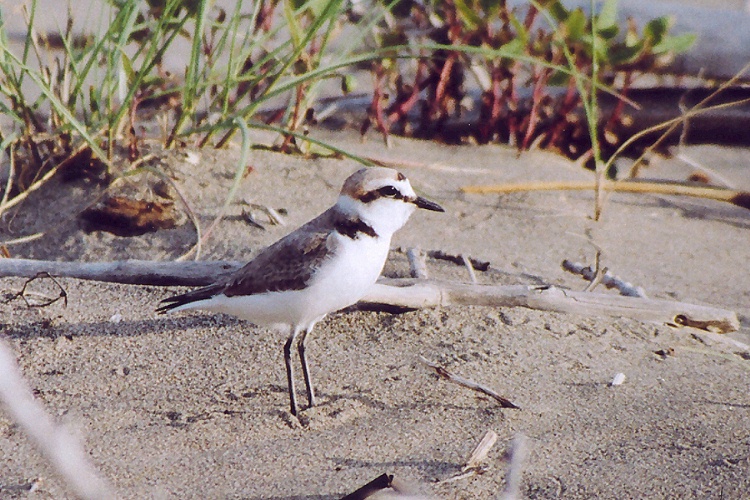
[2,0,749,497]
[1,128,749,499]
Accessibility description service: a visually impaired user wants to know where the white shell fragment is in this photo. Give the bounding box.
[610,372,626,386]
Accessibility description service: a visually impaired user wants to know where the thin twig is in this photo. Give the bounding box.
[340,473,393,500]
[0,140,90,217]
[5,272,68,308]
[464,430,498,471]
[461,254,478,284]
[257,204,286,226]
[626,61,750,178]
[419,356,519,409]
[1,142,16,208]
[440,430,499,484]
[366,155,491,175]
[582,250,606,292]
[0,232,45,246]
[562,259,647,298]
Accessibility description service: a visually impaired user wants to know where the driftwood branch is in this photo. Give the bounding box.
[0,258,241,286]
[0,259,739,333]
[365,279,738,333]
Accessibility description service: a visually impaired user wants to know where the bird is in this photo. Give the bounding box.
[157,167,444,416]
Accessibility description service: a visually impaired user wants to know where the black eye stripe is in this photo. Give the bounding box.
[360,185,405,203]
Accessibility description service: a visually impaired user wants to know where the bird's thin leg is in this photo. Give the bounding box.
[284,326,302,416]
[298,323,317,409]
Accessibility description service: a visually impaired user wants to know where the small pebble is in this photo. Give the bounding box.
[185,151,200,165]
[610,372,626,386]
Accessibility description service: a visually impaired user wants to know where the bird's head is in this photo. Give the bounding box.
[337,167,444,237]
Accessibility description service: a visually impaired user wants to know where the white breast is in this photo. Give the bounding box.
[304,231,391,317]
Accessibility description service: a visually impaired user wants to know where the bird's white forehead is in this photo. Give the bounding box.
[340,167,415,199]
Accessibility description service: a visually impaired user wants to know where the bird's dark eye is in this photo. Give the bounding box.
[378,185,399,197]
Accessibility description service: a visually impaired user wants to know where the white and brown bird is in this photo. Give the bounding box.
[157,167,444,415]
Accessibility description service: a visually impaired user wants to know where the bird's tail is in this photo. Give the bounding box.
[156,283,224,314]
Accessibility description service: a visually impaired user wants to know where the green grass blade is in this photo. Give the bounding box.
[4,50,110,166]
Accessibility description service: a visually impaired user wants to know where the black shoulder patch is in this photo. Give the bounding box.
[334,217,378,239]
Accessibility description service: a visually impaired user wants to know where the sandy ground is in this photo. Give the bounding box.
[1,125,749,499]
[1,1,749,498]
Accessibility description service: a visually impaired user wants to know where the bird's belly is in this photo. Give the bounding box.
[200,288,330,327]
[192,237,389,327]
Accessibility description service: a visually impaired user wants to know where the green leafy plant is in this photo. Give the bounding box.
[362,0,695,162]
[0,0,698,226]
[0,0,368,217]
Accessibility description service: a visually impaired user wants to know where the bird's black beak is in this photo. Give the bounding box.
[414,196,445,212]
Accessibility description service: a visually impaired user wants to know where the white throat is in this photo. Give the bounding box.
[335,194,416,239]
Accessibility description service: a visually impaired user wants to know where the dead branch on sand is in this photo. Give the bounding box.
[419,357,518,409]
[6,272,68,308]
[0,259,739,333]
[396,247,490,272]
[0,258,240,286]
[364,279,738,334]
[439,429,499,484]
[340,473,393,500]
[562,259,647,298]
[340,473,427,499]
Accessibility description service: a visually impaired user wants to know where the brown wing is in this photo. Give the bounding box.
[222,221,334,297]
[220,205,383,296]
[157,209,336,314]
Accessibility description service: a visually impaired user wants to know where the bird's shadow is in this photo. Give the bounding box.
[2,311,244,340]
